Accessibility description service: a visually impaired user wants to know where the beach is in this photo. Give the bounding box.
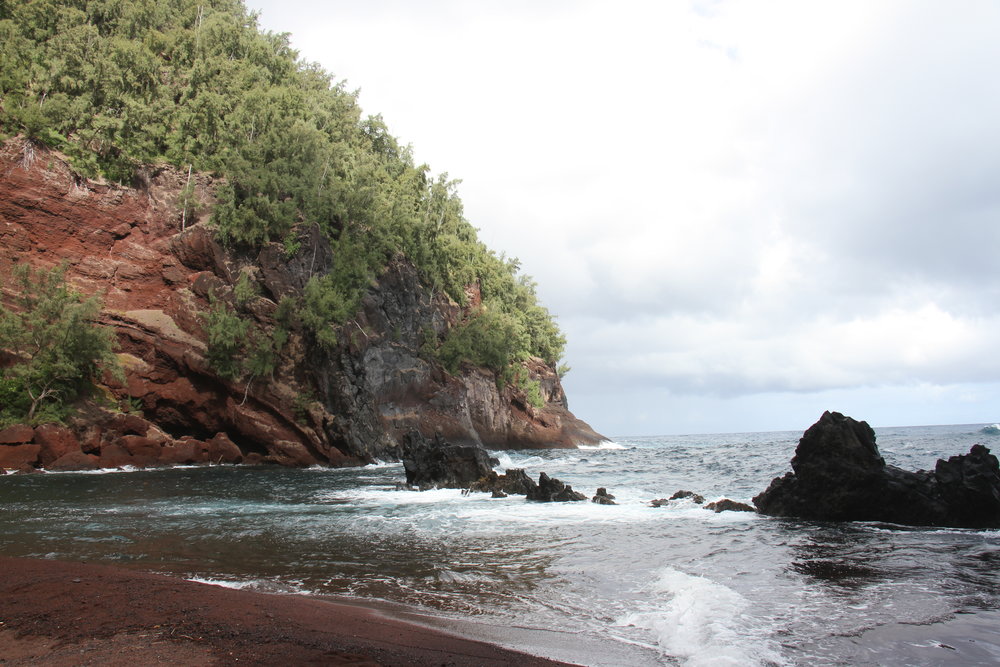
[0,556,576,666]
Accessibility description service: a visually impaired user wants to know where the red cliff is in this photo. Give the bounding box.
[0,138,604,471]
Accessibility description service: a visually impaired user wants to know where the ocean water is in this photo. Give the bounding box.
[2,423,1000,666]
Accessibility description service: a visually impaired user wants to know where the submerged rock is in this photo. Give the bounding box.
[401,430,498,490]
[650,490,705,507]
[704,499,755,513]
[753,411,1000,528]
[670,490,705,504]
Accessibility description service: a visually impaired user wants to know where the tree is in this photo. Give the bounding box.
[0,264,121,422]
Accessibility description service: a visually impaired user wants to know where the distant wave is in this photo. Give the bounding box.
[578,440,628,451]
[980,424,1000,435]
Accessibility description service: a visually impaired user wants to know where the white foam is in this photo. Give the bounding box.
[186,576,308,594]
[490,452,547,470]
[578,440,628,451]
[980,423,1000,435]
[617,567,785,667]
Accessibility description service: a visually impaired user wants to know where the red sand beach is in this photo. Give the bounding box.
[0,557,578,666]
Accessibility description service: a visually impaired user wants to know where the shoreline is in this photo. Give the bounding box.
[0,556,579,666]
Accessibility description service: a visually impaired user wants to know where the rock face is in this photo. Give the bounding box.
[401,430,498,489]
[753,411,1000,528]
[0,139,605,470]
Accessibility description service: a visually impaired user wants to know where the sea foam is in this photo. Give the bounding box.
[618,567,784,667]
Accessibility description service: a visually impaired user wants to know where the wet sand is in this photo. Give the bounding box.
[0,556,578,666]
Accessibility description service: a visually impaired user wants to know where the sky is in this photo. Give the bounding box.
[245,0,1000,436]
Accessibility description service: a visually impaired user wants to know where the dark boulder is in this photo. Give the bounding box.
[526,472,587,502]
[753,411,1000,528]
[704,499,755,513]
[650,490,704,507]
[470,468,538,496]
[401,430,498,490]
[592,487,617,505]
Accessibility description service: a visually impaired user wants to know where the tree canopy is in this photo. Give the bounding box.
[0,264,121,424]
[0,0,566,376]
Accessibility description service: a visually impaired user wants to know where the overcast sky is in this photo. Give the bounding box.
[245,0,1000,436]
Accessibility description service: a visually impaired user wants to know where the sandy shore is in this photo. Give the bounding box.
[0,557,579,666]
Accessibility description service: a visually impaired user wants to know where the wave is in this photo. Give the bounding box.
[979,424,1000,435]
[578,440,628,451]
[617,567,785,667]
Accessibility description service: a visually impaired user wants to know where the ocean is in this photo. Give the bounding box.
[2,423,999,666]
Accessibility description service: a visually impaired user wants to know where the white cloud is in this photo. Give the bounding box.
[246,0,1000,433]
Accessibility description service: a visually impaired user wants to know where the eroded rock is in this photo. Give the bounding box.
[401,430,498,490]
[704,499,755,513]
[753,411,1000,528]
[526,472,586,502]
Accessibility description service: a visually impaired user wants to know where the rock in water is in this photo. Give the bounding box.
[401,431,498,490]
[753,411,1000,528]
[470,468,538,496]
[592,488,617,505]
[526,472,587,502]
[704,499,755,513]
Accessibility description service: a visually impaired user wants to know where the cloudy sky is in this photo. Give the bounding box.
[245,0,1000,436]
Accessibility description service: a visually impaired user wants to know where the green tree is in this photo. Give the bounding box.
[0,264,121,422]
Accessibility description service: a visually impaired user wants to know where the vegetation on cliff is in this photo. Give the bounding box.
[0,0,566,385]
[0,264,121,425]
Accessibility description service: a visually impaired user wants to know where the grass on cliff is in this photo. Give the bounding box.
[0,0,566,380]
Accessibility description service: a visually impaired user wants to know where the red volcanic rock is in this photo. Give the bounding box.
[99,443,136,468]
[33,423,82,466]
[206,432,243,464]
[48,450,101,471]
[160,438,203,464]
[0,138,606,471]
[0,444,41,470]
[268,440,317,467]
[0,425,34,444]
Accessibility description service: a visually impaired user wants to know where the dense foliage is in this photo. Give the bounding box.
[0,0,566,377]
[0,264,121,425]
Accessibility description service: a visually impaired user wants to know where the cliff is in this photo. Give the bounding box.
[0,138,604,470]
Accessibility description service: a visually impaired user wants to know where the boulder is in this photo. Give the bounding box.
[0,444,41,470]
[0,425,34,444]
[35,424,83,467]
[401,430,498,490]
[48,450,101,471]
[704,499,755,513]
[753,411,1000,528]
[592,487,617,505]
[651,490,705,507]
[207,432,243,464]
[470,468,538,496]
[526,472,586,502]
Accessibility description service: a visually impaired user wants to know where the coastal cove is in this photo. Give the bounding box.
[3,423,1000,666]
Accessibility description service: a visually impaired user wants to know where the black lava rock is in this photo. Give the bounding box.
[753,411,1000,528]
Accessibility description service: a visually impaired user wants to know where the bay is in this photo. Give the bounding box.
[2,423,999,665]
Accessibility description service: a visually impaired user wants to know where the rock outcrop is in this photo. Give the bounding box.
[592,487,617,505]
[0,138,605,471]
[704,499,755,513]
[526,472,587,502]
[401,430,498,490]
[753,411,1000,528]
